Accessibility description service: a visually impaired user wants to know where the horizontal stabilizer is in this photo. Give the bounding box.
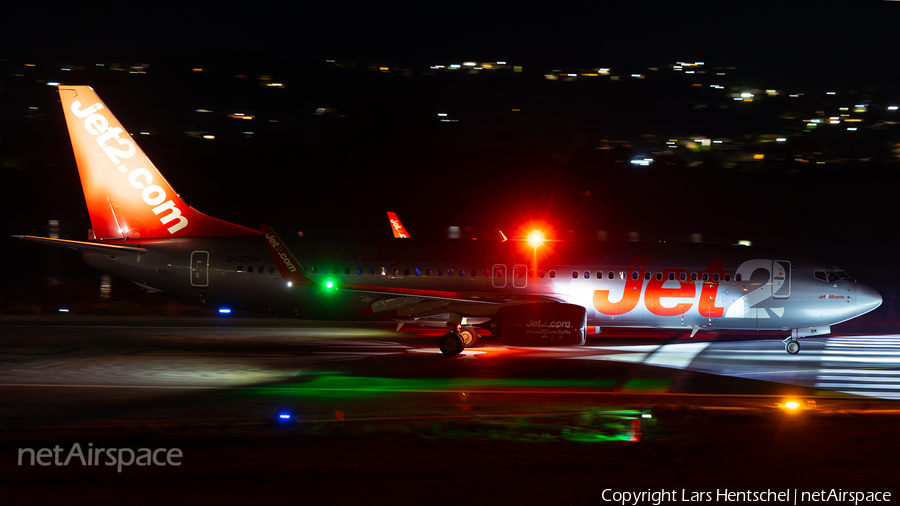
[14,235,146,255]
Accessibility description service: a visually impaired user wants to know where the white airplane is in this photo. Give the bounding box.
[17,85,882,356]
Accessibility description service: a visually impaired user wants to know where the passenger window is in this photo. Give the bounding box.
[619,271,624,280]
[609,271,615,280]
[321,267,327,274]
[259,265,264,274]
[702,273,709,282]
[369,268,376,275]
[404,268,410,276]
[483,268,489,277]
[584,271,590,279]
[380,267,386,275]
[539,270,545,278]
[496,268,504,277]
[572,271,578,279]
[724,273,731,282]
[426,269,432,276]
[515,267,525,278]
[415,268,421,276]
[631,271,638,280]
[393,268,399,276]
[713,273,720,282]
[447,268,453,276]
[644,272,651,280]
[656,272,662,281]
[436,268,442,276]
[550,270,556,278]
[596,271,602,279]
[357,268,362,275]
[248,265,254,273]
[269,266,275,274]
[691,273,697,281]
[680,272,686,281]
[237,265,243,272]
[459,269,465,276]
[735,273,742,281]
[668,272,675,281]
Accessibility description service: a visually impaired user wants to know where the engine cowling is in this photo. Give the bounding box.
[486,303,587,346]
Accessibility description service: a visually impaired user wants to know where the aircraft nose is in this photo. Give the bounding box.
[857,284,883,315]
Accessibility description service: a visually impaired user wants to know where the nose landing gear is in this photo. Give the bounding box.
[783,336,801,355]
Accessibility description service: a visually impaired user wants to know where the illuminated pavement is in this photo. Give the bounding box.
[0,315,898,429]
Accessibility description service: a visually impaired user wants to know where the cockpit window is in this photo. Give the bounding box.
[814,270,840,282]
[836,270,851,280]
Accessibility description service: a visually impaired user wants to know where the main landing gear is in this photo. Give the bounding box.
[783,336,801,355]
[439,328,481,357]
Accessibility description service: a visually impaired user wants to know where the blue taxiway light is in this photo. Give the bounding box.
[58,308,69,313]
[219,308,232,314]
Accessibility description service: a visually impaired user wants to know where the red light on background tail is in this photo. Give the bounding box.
[58,86,259,239]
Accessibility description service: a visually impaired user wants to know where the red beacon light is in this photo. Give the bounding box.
[527,230,546,248]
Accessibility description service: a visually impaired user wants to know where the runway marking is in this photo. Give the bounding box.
[0,383,235,389]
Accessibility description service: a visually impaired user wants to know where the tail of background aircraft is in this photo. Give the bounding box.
[387,212,411,238]
[58,86,259,239]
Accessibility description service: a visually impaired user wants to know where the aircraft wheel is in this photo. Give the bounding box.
[459,329,480,348]
[439,332,465,356]
[785,340,801,355]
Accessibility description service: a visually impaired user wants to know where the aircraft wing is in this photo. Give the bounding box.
[14,235,147,255]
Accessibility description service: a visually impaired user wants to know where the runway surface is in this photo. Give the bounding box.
[3,314,900,503]
[1,315,898,430]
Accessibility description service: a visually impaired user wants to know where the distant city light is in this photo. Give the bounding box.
[464,62,476,67]
[777,138,787,142]
[889,106,899,111]
[202,134,215,139]
[847,127,857,131]
[47,82,59,86]
[630,158,653,166]
[827,91,836,95]
[738,240,752,246]
[497,61,507,65]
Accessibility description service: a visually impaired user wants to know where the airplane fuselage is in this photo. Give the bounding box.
[82,237,881,334]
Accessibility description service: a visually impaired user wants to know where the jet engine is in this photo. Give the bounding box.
[484,303,587,346]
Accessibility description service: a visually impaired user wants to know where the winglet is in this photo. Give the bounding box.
[260,225,312,286]
[387,212,411,238]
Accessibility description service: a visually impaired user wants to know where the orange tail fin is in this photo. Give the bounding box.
[58,85,259,239]
[387,212,411,238]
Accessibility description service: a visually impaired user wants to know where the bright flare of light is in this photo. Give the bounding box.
[219,308,231,314]
[527,231,546,249]
[785,401,800,410]
[325,281,334,289]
